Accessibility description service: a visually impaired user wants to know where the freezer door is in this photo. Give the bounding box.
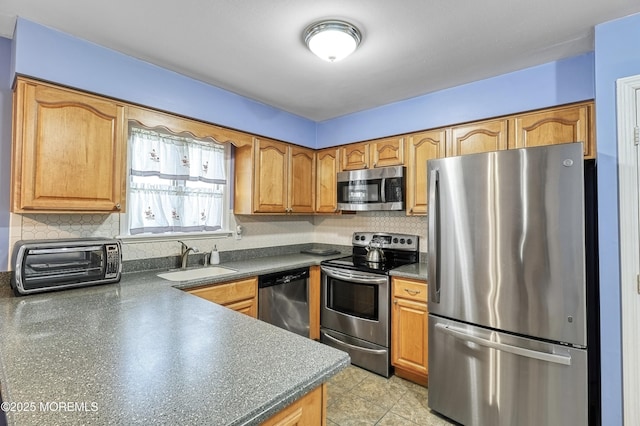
[429,315,588,426]
[428,143,587,346]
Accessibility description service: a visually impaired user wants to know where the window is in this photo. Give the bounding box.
[123,126,228,236]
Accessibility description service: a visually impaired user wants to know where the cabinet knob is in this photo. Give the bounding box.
[115,203,121,210]
[394,299,398,304]
[373,162,377,168]
[409,208,414,213]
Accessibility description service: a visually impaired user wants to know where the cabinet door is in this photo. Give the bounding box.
[391,277,428,385]
[289,146,316,213]
[254,138,289,213]
[406,129,446,215]
[12,79,126,212]
[392,297,428,378]
[511,103,594,158]
[371,136,405,168]
[187,277,258,318]
[449,119,508,156]
[342,142,370,170]
[261,384,325,426]
[315,148,340,213]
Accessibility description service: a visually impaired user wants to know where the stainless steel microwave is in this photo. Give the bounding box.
[337,166,405,211]
[11,238,122,295]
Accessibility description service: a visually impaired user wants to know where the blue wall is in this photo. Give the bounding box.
[317,53,595,147]
[594,11,640,425]
[0,37,12,270]
[11,18,317,147]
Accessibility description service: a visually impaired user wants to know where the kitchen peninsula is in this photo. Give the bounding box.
[0,254,350,425]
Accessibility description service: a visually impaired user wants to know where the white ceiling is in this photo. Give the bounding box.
[1,1,639,122]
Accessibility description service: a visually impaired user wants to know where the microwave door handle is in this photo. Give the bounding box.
[428,168,441,304]
[380,178,386,203]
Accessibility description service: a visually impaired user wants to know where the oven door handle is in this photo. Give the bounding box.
[320,266,388,285]
[322,332,388,355]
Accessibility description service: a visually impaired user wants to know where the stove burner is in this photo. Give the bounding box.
[321,232,419,275]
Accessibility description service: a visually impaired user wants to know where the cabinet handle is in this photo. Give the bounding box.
[373,162,377,168]
[115,203,121,210]
[394,299,398,304]
[404,289,421,296]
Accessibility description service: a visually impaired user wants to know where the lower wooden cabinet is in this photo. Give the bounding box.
[391,277,428,386]
[261,383,326,426]
[186,277,258,318]
[309,266,321,340]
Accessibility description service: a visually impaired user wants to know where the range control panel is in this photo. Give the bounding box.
[352,232,419,251]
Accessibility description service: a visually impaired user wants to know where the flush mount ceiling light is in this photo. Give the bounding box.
[304,20,362,62]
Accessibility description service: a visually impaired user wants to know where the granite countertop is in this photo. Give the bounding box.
[0,253,350,425]
[389,262,428,281]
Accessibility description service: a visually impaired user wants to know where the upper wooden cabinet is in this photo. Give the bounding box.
[510,102,595,159]
[235,138,315,214]
[11,78,126,213]
[406,129,446,215]
[289,145,316,213]
[341,136,405,170]
[372,136,405,168]
[342,141,370,170]
[315,148,341,214]
[449,118,509,157]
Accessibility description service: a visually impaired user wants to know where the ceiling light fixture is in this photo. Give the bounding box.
[304,20,362,63]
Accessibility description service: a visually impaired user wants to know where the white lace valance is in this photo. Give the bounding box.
[129,127,226,184]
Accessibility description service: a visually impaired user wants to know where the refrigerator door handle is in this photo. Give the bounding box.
[428,168,440,303]
[434,323,572,366]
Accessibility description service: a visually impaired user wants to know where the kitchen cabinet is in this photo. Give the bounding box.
[371,136,405,168]
[406,129,446,215]
[448,118,508,157]
[11,78,126,213]
[511,101,595,159]
[315,148,341,214]
[341,136,405,170]
[261,383,326,426]
[391,277,428,386]
[309,266,321,340]
[234,138,315,214]
[186,277,258,318]
[341,141,370,170]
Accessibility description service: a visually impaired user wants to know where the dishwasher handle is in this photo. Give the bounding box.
[258,267,310,288]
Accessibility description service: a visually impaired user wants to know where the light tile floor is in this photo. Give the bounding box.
[326,365,458,426]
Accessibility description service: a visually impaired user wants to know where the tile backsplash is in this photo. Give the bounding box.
[7,210,427,270]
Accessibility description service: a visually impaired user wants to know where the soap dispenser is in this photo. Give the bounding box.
[210,245,220,265]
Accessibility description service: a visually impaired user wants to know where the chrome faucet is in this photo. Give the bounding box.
[178,240,199,270]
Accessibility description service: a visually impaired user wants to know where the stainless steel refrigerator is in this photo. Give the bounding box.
[427,143,600,426]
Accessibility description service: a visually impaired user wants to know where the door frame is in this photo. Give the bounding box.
[616,73,640,425]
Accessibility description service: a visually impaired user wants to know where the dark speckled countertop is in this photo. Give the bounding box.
[0,253,350,425]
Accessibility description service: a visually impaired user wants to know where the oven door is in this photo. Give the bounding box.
[320,265,390,347]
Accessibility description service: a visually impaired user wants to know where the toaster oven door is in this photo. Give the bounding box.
[20,245,108,291]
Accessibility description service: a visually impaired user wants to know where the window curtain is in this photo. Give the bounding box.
[128,127,226,234]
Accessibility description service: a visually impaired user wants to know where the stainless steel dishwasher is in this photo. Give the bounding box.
[258,267,310,338]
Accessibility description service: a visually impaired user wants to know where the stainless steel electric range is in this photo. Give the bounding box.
[320,231,419,377]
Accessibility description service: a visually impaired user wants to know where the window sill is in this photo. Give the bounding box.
[117,231,233,244]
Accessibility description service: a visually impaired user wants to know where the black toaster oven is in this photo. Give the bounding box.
[11,238,122,295]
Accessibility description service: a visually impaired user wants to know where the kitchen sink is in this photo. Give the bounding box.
[157,266,238,282]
